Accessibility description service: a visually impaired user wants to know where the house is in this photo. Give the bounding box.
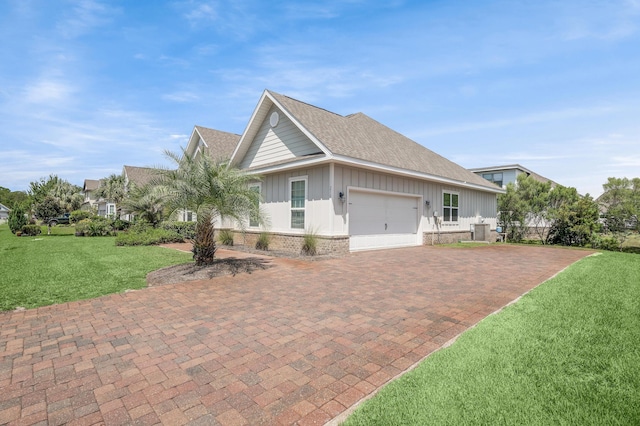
[120,165,161,221]
[0,203,10,224]
[81,179,117,218]
[186,90,504,253]
[469,164,558,189]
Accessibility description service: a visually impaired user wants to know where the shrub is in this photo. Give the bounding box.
[591,234,620,252]
[255,232,271,250]
[86,217,111,236]
[74,219,89,236]
[111,218,130,231]
[115,228,184,246]
[70,210,94,223]
[302,230,318,256]
[218,229,234,246]
[161,221,196,239]
[8,206,27,234]
[21,224,42,236]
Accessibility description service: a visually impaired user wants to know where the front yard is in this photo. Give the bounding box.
[0,224,192,311]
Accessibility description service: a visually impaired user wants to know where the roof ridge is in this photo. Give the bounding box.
[268,90,345,118]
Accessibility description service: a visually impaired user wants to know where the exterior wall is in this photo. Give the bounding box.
[333,165,498,238]
[240,106,322,169]
[224,163,498,254]
[240,165,333,236]
[228,230,349,256]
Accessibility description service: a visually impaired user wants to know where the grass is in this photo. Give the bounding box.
[344,251,640,425]
[0,224,193,311]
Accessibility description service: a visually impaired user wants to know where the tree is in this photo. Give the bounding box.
[94,174,126,218]
[547,186,599,247]
[599,177,640,248]
[120,184,165,227]
[497,174,551,242]
[0,186,29,209]
[28,175,82,215]
[157,150,264,265]
[33,195,65,221]
[497,181,528,242]
[8,205,27,234]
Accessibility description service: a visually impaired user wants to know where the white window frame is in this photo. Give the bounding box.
[107,203,116,218]
[289,176,308,230]
[248,182,262,228]
[442,190,459,223]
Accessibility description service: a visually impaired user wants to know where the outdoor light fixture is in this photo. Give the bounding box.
[425,200,431,208]
[339,191,345,202]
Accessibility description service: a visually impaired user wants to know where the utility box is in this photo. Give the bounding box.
[472,223,490,242]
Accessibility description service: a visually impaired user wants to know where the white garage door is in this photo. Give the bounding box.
[349,190,420,251]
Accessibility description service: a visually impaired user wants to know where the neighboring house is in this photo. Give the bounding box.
[187,90,504,253]
[81,179,115,218]
[0,203,10,224]
[178,126,241,222]
[469,164,558,189]
[121,165,160,221]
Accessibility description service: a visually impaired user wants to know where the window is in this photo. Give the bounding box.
[290,177,307,229]
[107,204,116,218]
[482,172,503,188]
[249,183,261,227]
[443,192,459,222]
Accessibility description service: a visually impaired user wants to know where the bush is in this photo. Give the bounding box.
[115,228,184,246]
[591,234,620,252]
[70,210,94,223]
[218,229,234,246]
[302,230,318,256]
[111,218,130,231]
[86,217,111,236]
[255,232,271,250]
[75,219,89,236]
[21,224,42,236]
[8,206,27,234]
[161,221,196,239]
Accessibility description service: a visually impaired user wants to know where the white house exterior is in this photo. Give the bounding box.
[187,90,505,253]
[0,203,10,224]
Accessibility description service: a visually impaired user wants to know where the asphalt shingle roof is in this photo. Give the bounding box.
[268,91,496,189]
[195,125,240,161]
[123,166,157,188]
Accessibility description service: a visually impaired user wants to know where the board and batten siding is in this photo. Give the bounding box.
[239,107,323,169]
[241,165,332,235]
[332,165,498,236]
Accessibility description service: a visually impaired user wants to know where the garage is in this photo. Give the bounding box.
[348,189,421,251]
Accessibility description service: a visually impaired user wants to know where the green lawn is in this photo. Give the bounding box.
[344,251,640,425]
[0,224,193,311]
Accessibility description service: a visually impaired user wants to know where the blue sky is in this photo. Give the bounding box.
[1,0,639,197]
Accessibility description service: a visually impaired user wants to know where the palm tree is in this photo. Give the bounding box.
[95,174,126,218]
[157,149,264,265]
[120,184,165,227]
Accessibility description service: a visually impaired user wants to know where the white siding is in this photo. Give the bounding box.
[333,165,498,236]
[239,107,323,169]
[231,165,333,235]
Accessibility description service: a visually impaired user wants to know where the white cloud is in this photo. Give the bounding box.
[162,91,200,103]
[56,0,118,38]
[24,78,75,104]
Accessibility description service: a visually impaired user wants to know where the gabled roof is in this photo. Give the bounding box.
[123,165,157,188]
[186,126,240,162]
[230,90,501,192]
[83,179,101,191]
[469,164,558,187]
[0,203,10,212]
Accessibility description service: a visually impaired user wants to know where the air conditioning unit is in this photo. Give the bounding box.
[471,223,490,241]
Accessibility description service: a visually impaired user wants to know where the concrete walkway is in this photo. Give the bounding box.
[0,245,592,425]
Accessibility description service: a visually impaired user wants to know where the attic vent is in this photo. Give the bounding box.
[270,111,280,127]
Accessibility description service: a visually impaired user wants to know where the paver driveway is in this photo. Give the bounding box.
[0,244,591,425]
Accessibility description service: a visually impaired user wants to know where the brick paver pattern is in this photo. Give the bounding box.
[0,245,592,425]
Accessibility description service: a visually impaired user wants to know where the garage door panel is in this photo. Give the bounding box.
[348,190,419,250]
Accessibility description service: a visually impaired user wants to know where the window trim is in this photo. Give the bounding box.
[289,176,308,230]
[248,182,262,228]
[442,190,459,223]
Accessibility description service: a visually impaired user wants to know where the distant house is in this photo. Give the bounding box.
[0,203,10,224]
[469,164,558,189]
[121,165,160,221]
[183,90,504,253]
[81,179,116,218]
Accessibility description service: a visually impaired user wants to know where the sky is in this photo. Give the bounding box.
[1,0,639,197]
